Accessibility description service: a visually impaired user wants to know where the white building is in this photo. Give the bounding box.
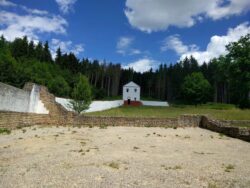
[122,81,141,105]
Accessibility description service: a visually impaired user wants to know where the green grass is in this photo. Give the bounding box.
[0,128,11,135]
[86,103,250,121]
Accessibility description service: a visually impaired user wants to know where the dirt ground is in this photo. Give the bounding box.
[0,126,250,188]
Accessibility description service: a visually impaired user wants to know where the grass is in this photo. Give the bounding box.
[86,103,250,121]
[162,165,182,170]
[224,164,235,172]
[99,124,108,129]
[0,128,11,135]
[106,162,119,169]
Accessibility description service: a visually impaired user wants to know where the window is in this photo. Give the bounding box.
[126,88,129,92]
[134,97,137,101]
[134,88,137,92]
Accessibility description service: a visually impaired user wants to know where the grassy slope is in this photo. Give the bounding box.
[86,103,250,121]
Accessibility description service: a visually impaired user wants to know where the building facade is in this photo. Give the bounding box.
[122,81,142,106]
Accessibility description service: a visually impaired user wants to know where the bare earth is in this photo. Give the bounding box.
[0,126,250,188]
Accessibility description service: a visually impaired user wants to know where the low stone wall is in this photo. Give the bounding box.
[200,116,250,142]
[0,112,200,129]
[73,116,179,128]
[0,111,74,129]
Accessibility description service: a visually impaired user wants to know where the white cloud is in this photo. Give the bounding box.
[20,6,49,15]
[117,36,134,55]
[0,0,16,7]
[55,0,77,14]
[0,10,67,41]
[161,35,199,55]
[116,36,142,56]
[166,22,250,64]
[130,49,141,55]
[125,0,250,33]
[51,38,84,58]
[123,58,158,73]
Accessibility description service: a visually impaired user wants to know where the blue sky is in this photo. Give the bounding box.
[0,0,250,72]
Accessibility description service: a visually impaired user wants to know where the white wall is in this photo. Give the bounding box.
[55,97,123,113]
[123,86,140,101]
[56,97,169,113]
[141,101,169,107]
[0,82,48,114]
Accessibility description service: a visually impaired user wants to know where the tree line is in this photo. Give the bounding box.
[0,34,249,108]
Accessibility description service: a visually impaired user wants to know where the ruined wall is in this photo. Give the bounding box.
[0,82,30,113]
[0,82,48,114]
[200,116,250,142]
[73,116,179,128]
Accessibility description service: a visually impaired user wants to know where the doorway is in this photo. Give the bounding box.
[128,99,131,105]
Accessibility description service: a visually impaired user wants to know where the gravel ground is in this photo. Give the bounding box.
[0,126,250,188]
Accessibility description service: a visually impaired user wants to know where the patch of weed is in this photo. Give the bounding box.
[0,128,11,135]
[99,124,108,129]
[163,165,182,170]
[208,182,218,188]
[219,133,225,137]
[106,162,119,169]
[78,149,83,153]
[224,164,235,172]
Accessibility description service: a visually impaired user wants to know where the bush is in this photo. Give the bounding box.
[69,74,92,114]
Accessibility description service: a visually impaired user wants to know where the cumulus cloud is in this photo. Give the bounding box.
[122,58,159,73]
[161,35,199,55]
[164,23,250,64]
[51,38,84,58]
[0,0,16,7]
[55,0,77,14]
[0,9,67,41]
[117,36,134,55]
[125,0,250,32]
[20,6,49,15]
[116,36,141,56]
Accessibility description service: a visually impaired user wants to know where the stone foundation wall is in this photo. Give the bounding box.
[0,111,75,129]
[73,116,179,128]
[0,110,249,142]
[200,116,250,142]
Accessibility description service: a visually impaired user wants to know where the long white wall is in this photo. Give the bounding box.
[55,97,123,112]
[0,82,48,114]
[56,97,169,113]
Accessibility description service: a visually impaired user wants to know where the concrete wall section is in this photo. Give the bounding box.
[0,82,48,114]
[0,82,30,113]
[55,97,123,113]
[142,101,169,107]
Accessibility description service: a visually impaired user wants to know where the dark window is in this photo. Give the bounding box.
[134,88,137,92]
[134,97,137,101]
[126,88,129,92]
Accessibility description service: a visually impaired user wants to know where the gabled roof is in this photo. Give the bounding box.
[123,81,140,88]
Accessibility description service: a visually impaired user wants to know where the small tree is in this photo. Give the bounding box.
[181,72,212,105]
[69,74,92,114]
